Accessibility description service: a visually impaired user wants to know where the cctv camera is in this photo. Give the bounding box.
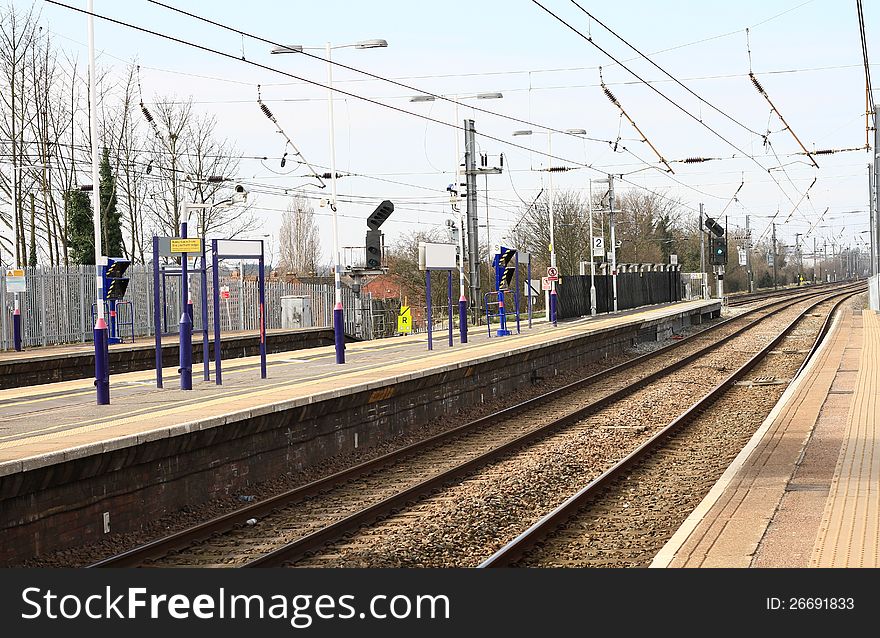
[234,184,246,194]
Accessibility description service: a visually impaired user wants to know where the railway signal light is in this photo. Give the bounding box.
[365,230,382,269]
[710,237,727,265]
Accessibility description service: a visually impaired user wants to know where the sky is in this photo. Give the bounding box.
[32,0,880,262]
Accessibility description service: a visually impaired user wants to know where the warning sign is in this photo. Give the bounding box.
[4,268,26,293]
[170,238,203,254]
[397,305,412,334]
[220,286,230,300]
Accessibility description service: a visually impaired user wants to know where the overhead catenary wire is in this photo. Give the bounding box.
[748,70,820,168]
[599,66,674,173]
[256,84,327,189]
[529,0,807,213]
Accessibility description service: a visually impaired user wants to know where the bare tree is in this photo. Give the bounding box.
[277,196,321,275]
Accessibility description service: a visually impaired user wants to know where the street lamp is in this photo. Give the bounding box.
[512,128,587,325]
[272,38,387,364]
[410,91,503,342]
[594,175,618,312]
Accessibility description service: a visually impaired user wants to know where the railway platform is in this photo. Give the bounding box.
[0,298,719,564]
[652,302,879,568]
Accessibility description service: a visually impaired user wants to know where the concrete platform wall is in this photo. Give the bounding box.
[0,304,717,565]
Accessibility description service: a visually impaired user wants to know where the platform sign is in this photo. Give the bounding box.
[541,277,552,291]
[397,305,412,334]
[4,269,26,293]
[738,247,747,266]
[670,254,678,265]
[170,238,203,254]
[592,236,605,257]
[525,279,540,298]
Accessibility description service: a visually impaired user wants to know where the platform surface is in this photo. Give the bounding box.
[0,300,716,476]
[652,305,879,568]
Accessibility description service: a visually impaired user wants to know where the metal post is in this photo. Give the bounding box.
[179,221,192,390]
[464,119,480,323]
[447,270,453,347]
[326,42,345,364]
[514,252,521,334]
[813,237,817,283]
[875,108,880,276]
[550,289,558,326]
[609,174,618,312]
[87,0,109,404]
[211,240,222,385]
[200,239,210,381]
[699,203,706,299]
[152,236,163,388]
[458,213,468,344]
[772,223,778,290]
[588,178,597,316]
[746,214,754,292]
[426,270,433,351]
[546,133,555,322]
[527,258,532,328]
[258,247,267,378]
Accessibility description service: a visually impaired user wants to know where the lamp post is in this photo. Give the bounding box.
[87,0,109,404]
[410,92,503,342]
[272,38,388,364]
[512,128,587,324]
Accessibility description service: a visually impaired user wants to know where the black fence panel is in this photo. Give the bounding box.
[556,270,681,320]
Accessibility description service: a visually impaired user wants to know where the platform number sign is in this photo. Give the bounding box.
[397,305,412,334]
[592,236,605,257]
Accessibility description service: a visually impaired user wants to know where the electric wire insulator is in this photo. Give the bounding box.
[602,85,619,106]
[749,73,765,95]
[682,157,712,163]
[813,149,835,155]
[259,101,274,120]
[140,102,154,124]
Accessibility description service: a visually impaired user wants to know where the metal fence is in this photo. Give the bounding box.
[0,265,370,350]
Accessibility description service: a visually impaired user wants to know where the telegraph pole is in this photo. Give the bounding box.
[464,119,480,320]
[772,223,778,290]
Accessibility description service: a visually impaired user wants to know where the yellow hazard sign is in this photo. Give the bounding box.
[170,238,203,253]
[397,305,412,334]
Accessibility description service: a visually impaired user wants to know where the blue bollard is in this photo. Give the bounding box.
[179,310,193,390]
[333,304,346,364]
[459,296,468,344]
[94,317,110,404]
[13,308,22,351]
[550,289,558,327]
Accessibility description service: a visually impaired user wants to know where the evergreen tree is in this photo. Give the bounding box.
[66,189,94,265]
[99,147,124,257]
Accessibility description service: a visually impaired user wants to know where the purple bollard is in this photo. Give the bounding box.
[13,307,22,351]
[333,303,346,364]
[550,288,558,327]
[94,316,110,404]
[459,296,468,344]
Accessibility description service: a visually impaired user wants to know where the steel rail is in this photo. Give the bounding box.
[478,289,861,568]
[89,283,860,568]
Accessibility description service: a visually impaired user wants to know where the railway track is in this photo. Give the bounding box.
[480,289,860,567]
[725,280,848,307]
[89,282,863,568]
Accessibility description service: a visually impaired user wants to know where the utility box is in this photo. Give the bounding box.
[281,295,312,329]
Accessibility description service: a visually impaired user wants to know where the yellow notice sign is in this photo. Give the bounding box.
[397,305,412,334]
[170,238,203,253]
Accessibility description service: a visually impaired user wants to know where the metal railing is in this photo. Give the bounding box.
[0,265,370,350]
